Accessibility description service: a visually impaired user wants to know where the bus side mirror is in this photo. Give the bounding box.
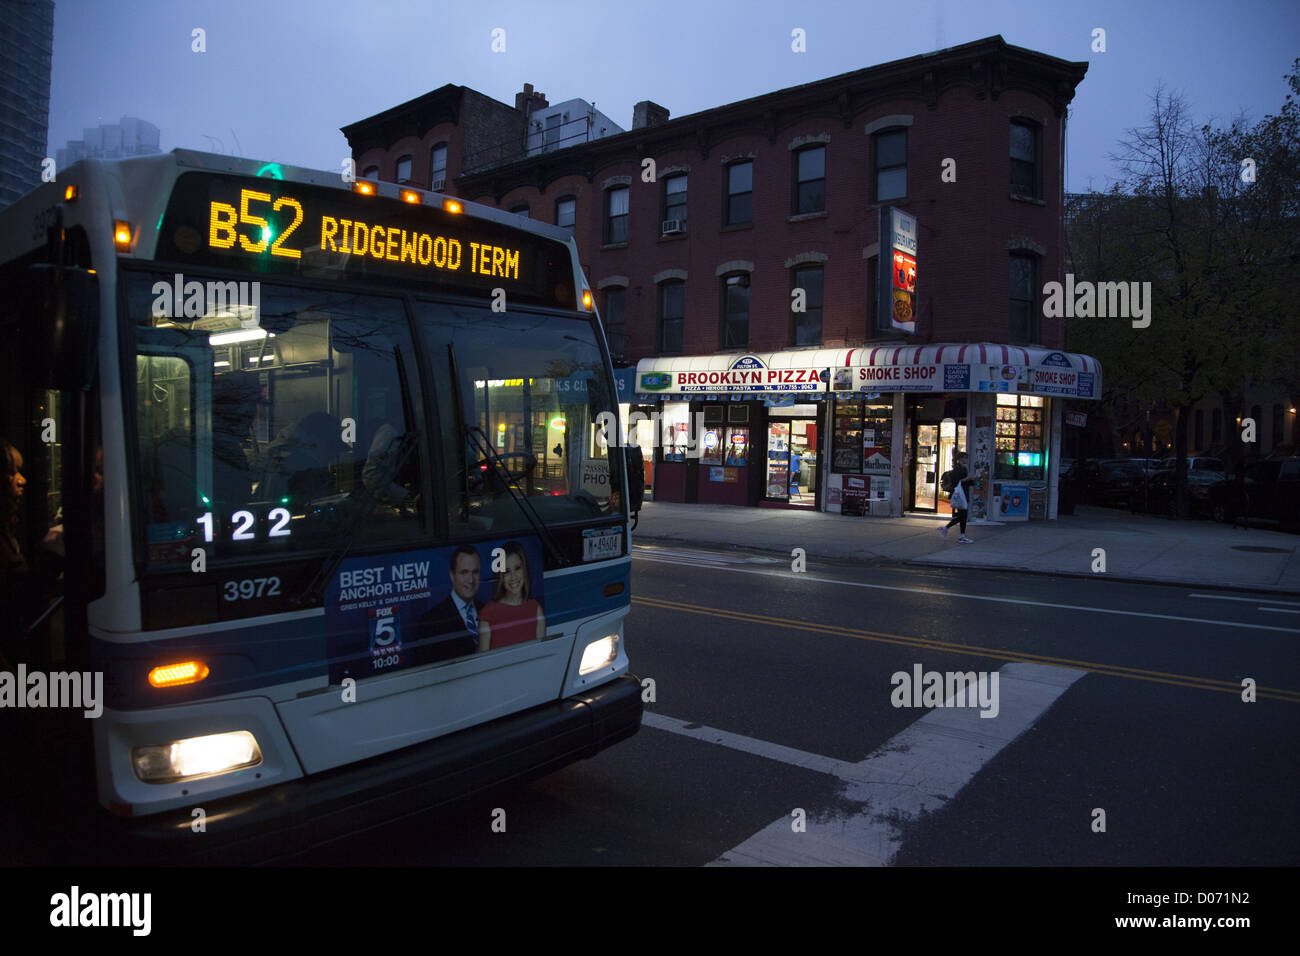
[22,264,100,391]
[623,445,644,514]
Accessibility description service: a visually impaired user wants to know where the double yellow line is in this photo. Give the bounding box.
[633,594,1300,704]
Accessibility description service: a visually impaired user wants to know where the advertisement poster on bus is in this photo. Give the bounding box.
[325,537,545,683]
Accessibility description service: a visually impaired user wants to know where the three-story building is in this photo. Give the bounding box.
[343,35,1099,522]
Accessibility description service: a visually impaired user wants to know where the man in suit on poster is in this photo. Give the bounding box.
[415,545,484,664]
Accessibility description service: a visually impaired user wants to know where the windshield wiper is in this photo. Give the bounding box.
[292,345,419,607]
[465,425,569,568]
[291,428,419,607]
[447,340,569,568]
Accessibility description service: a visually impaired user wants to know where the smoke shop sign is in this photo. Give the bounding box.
[849,363,943,391]
[671,355,825,394]
[1029,367,1079,395]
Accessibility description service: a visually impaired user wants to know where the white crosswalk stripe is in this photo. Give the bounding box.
[644,661,1085,866]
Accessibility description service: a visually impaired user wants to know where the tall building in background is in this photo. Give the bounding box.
[56,116,161,168]
[0,0,55,208]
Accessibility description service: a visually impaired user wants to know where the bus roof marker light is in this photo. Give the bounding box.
[63,184,78,202]
[353,181,376,196]
[582,289,593,310]
[443,199,463,214]
[113,220,132,251]
[148,661,210,688]
[401,190,422,204]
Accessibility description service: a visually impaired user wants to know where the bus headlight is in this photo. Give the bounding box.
[579,634,619,675]
[131,731,263,783]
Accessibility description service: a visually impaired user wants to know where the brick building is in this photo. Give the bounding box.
[342,35,1101,522]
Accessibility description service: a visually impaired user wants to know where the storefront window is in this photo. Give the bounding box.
[766,421,791,498]
[700,424,724,465]
[832,400,864,473]
[995,393,1045,480]
[831,398,892,476]
[724,426,749,465]
[660,402,692,461]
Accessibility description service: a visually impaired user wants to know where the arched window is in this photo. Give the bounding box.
[555,196,576,233]
[724,161,753,225]
[1009,253,1039,343]
[791,265,823,346]
[659,280,684,353]
[720,273,749,350]
[872,129,906,202]
[604,186,629,244]
[1010,120,1042,200]
[792,145,825,214]
[603,287,626,361]
[430,144,447,189]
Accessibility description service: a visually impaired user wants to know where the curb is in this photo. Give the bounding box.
[905,558,1300,596]
[631,532,1300,596]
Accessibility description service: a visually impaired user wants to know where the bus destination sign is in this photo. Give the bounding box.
[156,172,574,307]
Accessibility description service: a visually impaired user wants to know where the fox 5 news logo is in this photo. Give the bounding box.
[370,606,402,653]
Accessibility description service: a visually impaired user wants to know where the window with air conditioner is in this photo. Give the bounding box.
[662,174,687,234]
[430,144,447,190]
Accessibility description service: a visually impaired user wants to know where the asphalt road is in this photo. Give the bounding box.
[278,543,1300,866]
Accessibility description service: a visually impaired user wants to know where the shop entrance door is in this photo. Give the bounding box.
[764,411,819,507]
[935,418,968,515]
[912,422,940,511]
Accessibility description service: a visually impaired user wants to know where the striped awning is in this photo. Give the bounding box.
[632,343,1102,401]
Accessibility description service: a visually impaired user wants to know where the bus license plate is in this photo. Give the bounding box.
[583,528,622,561]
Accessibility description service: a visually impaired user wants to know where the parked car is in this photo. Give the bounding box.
[1135,469,1220,517]
[1206,457,1300,527]
[1130,457,1223,511]
[1185,457,1227,477]
[1060,458,1101,510]
[1095,459,1148,507]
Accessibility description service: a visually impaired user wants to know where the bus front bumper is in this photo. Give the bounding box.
[97,674,642,864]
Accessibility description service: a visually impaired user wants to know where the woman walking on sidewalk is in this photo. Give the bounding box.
[939,452,975,543]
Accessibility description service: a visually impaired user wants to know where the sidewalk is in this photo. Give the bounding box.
[630,501,1300,594]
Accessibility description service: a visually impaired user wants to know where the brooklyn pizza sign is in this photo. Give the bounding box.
[643,354,827,395]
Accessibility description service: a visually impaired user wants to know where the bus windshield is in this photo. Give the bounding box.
[416,300,617,533]
[125,269,620,573]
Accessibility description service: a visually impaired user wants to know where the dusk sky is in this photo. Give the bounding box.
[46,0,1300,193]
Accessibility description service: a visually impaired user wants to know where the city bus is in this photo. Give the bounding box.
[0,150,642,863]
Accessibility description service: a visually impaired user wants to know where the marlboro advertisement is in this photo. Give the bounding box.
[880,207,918,334]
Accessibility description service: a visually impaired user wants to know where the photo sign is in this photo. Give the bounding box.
[879,207,918,333]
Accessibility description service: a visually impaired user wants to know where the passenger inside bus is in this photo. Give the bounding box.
[362,421,414,504]
[211,371,260,508]
[258,411,351,507]
[1,438,29,664]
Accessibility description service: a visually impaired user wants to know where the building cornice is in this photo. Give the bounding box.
[457,36,1087,201]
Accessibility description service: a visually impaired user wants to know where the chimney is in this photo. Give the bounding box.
[515,83,549,115]
[632,101,670,129]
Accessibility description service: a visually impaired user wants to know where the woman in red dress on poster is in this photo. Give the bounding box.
[477,541,546,651]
